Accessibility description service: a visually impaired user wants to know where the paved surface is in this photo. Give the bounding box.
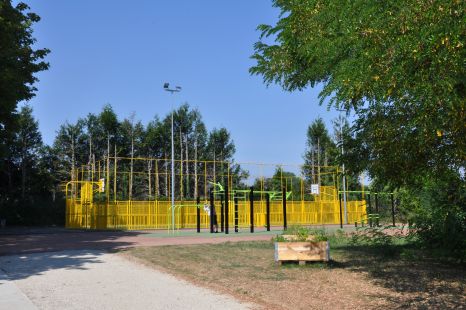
[0,250,253,310]
[0,225,356,310]
[0,227,287,310]
[0,270,37,310]
[0,225,357,256]
[0,228,283,256]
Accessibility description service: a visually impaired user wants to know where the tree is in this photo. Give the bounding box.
[98,105,119,162]
[251,0,465,254]
[53,120,87,195]
[0,1,49,161]
[143,116,167,198]
[253,167,302,199]
[250,0,465,186]
[303,118,337,185]
[207,127,236,185]
[120,113,144,200]
[12,105,43,199]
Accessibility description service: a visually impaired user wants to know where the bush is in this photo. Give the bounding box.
[273,225,328,242]
[350,226,394,247]
[398,171,466,260]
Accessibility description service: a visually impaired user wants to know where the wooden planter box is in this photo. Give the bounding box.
[281,235,317,241]
[274,241,330,265]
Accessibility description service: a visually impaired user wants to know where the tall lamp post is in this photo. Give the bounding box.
[337,110,348,224]
[164,82,182,233]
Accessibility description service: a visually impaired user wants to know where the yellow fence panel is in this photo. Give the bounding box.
[66,199,367,230]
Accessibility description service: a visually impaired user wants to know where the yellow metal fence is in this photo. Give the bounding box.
[66,199,367,230]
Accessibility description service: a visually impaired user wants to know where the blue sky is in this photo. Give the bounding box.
[24,0,343,166]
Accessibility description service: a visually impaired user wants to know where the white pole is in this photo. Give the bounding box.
[171,111,175,233]
[164,83,181,234]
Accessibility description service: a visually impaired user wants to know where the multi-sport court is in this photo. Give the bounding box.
[62,157,400,232]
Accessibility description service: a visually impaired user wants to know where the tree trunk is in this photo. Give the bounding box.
[106,133,110,201]
[221,150,224,186]
[147,160,152,199]
[71,133,76,197]
[88,134,92,181]
[21,157,26,199]
[194,135,198,199]
[114,144,117,200]
[129,135,134,200]
[317,138,321,185]
[185,134,189,197]
[179,127,183,199]
[213,149,216,184]
[155,159,159,198]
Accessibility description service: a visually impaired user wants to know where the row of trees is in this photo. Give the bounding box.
[252,117,362,200]
[0,1,53,225]
[0,101,247,224]
[55,103,245,201]
[6,102,356,223]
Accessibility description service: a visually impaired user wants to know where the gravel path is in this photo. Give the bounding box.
[0,250,254,310]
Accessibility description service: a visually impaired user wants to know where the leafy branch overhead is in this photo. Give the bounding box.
[250,0,465,186]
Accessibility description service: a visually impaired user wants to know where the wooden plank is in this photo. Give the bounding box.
[275,241,330,262]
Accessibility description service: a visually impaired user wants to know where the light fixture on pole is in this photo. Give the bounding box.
[164,82,182,233]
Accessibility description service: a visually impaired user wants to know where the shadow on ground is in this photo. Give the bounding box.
[0,250,108,281]
[0,227,141,256]
[331,244,466,309]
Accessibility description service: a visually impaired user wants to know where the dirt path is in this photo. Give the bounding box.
[0,250,255,310]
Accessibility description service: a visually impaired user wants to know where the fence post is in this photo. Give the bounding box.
[266,193,270,231]
[196,196,200,233]
[391,193,395,227]
[367,193,372,227]
[282,187,287,231]
[225,184,229,234]
[339,192,343,229]
[375,193,379,227]
[209,189,214,233]
[249,187,254,233]
[221,199,225,233]
[234,196,239,233]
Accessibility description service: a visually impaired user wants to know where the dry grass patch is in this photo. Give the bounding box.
[123,241,465,310]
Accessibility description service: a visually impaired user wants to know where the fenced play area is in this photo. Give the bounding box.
[65,157,370,231]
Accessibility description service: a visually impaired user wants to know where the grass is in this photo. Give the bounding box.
[124,233,465,309]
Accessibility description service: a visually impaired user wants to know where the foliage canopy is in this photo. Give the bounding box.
[250,0,465,185]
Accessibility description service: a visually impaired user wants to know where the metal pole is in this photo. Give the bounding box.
[391,193,395,227]
[196,196,200,233]
[220,200,224,232]
[367,193,372,227]
[375,193,379,227]
[164,83,181,233]
[171,112,175,233]
[339,193,343,229]
[282,187,287,231]
[209,189,214,233]
[266,193,270,231]
[225,184,229,234]
[234,196,238,233]
[249,187,254,233]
